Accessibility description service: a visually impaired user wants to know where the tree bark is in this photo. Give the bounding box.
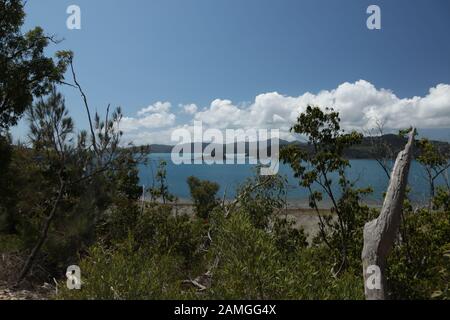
[362,129,415,300]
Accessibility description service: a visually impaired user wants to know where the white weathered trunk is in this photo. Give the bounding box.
[362,129,415,300]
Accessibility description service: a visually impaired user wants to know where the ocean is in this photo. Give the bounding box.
[138,153,448,206]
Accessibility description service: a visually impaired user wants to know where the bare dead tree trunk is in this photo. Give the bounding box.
[362,129,415,300]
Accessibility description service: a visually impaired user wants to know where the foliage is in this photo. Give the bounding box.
[149,160,175,204]
[187,176,220,220]
[433,187,450,212]
[59,204,208,300]
[113,156,142,201]
[236,172,288,229]
[1,5,449,298]
[133,204,207,270]
[416,138,450,203]
[0,134,17,233]
[0,0,70,130]
[271,216,308,257]
[281,105,373,272]
[0,86,148,282]
[42,106,450,300]
[387,205,450,299]
[95,197,140,245]
[206,212,363,300]
[59,238,186,300]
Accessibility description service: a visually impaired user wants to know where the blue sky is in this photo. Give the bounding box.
[13,0,450,144]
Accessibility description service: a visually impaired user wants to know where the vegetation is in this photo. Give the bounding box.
[1,0,449,301]
[187,176,220,220]
[417,138,450,208]
[0,0,70,131]
[149,160,175,204]
[280,106,376,275]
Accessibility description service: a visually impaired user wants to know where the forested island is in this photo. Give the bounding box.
[146,134,450,160]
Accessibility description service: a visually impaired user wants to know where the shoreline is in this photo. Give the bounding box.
[143,197,385,210]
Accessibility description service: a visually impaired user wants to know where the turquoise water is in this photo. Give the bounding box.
[138,153,448,205]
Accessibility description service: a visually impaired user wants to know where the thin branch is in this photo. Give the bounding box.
[68,58,99,156]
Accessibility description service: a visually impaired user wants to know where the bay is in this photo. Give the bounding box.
[138,153,448,206]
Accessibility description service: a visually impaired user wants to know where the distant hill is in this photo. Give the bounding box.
[148,144,174,153]
[348,134,450,159]
[144,134,450,159]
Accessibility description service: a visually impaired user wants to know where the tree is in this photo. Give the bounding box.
[281,106,372,273]
[113,155,143,201]
[417,138,450,209]
[149,160,175,204]
[16,88,74,284]
[15,83,145,284]
[235,170,287,229]
[365,119,395,179]
[187,176,219,220]
[0,0,69,131]
[0,0,69,235]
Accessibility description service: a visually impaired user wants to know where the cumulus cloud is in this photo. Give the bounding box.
[181,103,198,115]
[121,80,450,145]
[121,101,176,134]
[121,127,180,145]
[194,99,247,129]
[137,101,171,116]
[195,80,450,132]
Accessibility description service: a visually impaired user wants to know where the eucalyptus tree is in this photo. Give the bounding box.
[281,106,373,273]
[417,138,450,206]
[0,0,70,131]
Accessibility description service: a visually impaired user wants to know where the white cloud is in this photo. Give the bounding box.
[181,103,198,115]
[121,81,450,145]
[121,101,176,133]
[194,80,450,132]
[137,101,171,116]
[121,127,180,146]
[194,99,246,129]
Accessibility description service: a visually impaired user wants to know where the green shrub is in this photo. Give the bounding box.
[59,204,209,300]
[59,238,186,300]
[387,207,450,299]
[272,216,308,257]
[187,176,220,220]
[236,173,287,229]
[96,197,140,244]
[134,204,207,270]
[206,212,363,300]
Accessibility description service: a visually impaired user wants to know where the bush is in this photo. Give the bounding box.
[272,217,308,257]
[96,197,140,244]
[187,176,220,220]
[206,212,363,300]
[59,203,209,300]
[134,204,207,270]
[387,207,450,299]
[433,187,450,212]
[59,237,186,300]
[236,173,287,229]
